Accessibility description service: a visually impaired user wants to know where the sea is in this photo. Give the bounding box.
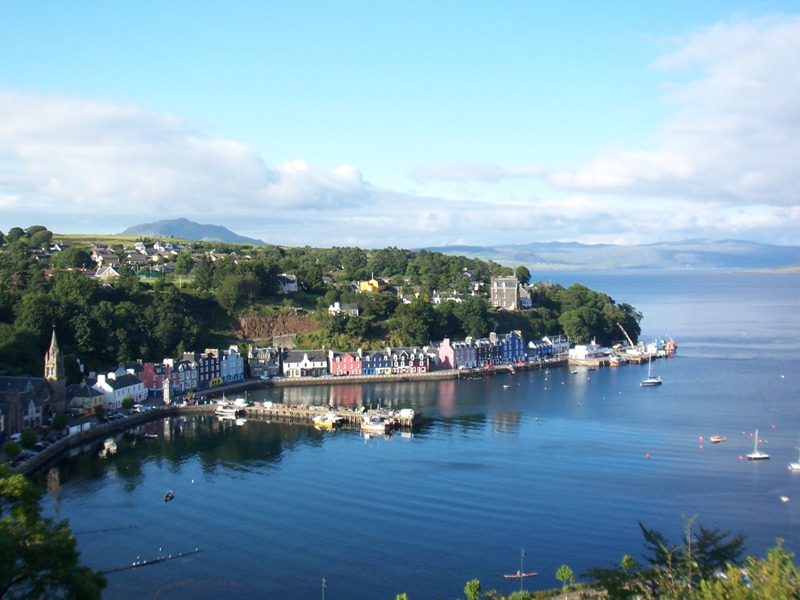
[39,269,800,600]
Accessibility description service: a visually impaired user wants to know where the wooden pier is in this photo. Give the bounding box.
[243,404,421,429]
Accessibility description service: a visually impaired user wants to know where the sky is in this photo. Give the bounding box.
[2,1,800,248]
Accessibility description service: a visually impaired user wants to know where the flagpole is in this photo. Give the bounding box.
[520,548,525,592]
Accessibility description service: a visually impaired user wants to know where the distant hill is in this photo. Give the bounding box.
[426,239,800,270]
[119,218,265,245]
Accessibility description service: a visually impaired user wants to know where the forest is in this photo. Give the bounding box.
[0,226,641,381]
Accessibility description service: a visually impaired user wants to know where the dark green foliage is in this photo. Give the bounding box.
[0,464,107,599]
[0,226,643,374]
[585,518,747,599]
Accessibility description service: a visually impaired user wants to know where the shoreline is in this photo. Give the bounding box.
[16,355,581,477]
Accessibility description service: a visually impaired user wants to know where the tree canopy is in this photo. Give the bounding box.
[0,465,106,598]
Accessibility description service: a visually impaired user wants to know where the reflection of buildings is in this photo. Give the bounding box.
[437,380,456,417]
[329,385,363,408]
[490,412,521,435]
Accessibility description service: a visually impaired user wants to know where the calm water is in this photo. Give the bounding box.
[41,270,800,599]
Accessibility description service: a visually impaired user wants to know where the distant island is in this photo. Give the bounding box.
[119,218,265,246]
[426,239,800,271]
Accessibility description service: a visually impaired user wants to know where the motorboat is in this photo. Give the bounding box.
[710,435,727,443]
[313,412,344,429]
[360,415,396,434]
[747,429,769,460]
[215,402,239,417]
[164,490,174,502]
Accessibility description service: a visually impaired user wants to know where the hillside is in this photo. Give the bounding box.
[119,218,265,245]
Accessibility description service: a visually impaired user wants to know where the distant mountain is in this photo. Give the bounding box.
[119,218,265,245]
[426,239,800,270]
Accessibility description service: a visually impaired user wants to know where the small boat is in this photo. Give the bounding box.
[164,490,174,502]
[710,435,727,443]
[640,356,662,387]
[361,415,396,434]
[747,429,769,460]
[214,402,239,417]
[503,571,537,579]
[789,443,800,471]
[570,370,578,374]
[143,433,159,439]
[503,384,511,389]
[313,412,344,429]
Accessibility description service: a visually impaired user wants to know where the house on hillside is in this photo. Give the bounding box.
[490,276,520,311]
[277,274,299,294]
[328,302,359,317]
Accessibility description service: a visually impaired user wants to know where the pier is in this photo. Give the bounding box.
[242,403,421,429]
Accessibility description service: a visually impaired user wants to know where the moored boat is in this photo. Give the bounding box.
[214,402,239,417]
[361,415,396,434]
[313,412,344,429]
[710,435,727,443]
[789,442,800,471]
[640,356,662,386]
[747,429,769,460]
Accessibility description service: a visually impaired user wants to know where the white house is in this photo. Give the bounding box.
[93,368,147,410]
[277,274,299,294]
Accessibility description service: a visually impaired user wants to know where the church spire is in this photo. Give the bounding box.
[45,327,65,382]
[44,326,67,411]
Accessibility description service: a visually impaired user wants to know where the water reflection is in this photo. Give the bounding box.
[43,415,333,492]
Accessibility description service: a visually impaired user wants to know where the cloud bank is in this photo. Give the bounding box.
[1,15,800,247]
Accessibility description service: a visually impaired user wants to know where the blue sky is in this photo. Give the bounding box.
[2,1,799,248]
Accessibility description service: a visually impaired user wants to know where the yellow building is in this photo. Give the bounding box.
[359,278,386,294]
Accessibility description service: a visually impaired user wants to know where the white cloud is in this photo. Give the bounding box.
[550,16,800,207]
[0,91,374,232]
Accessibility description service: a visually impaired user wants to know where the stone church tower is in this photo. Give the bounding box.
[44,328,67,413]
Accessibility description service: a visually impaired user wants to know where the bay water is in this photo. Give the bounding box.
[41,270,800,599]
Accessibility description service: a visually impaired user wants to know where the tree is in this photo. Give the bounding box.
[697,539,800,600]
[5,227,24,243]
[556,564,575,592]
[0,464,107,598]
[464,578,482,600]
[3,440,21,460]
[174,251,195,275]
[515,265,531,285]
[192,255,214,291]
[94,405,105,423]
[51,413,67,433]
[20,430,36,450]
[121,397,135,410]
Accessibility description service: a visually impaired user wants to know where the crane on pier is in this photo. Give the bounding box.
[616,322,636,349]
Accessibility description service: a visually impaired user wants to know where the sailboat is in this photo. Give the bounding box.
[640,355,662,386]
[789,442,800,471]
[747,429,769,460]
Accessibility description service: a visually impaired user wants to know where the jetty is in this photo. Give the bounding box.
[243,404,421,429]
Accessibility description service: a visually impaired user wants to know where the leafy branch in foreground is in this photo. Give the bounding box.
[0,465,106,599]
